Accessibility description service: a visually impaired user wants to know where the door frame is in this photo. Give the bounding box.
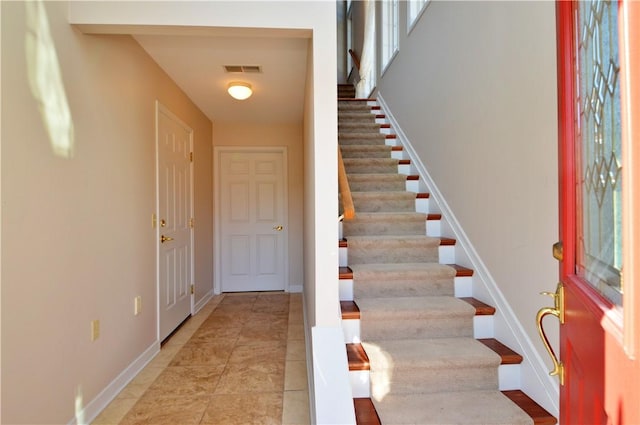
[213,146,289,294]
[155,101,195,340]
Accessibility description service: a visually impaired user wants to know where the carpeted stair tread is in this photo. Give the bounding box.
[357,296,475,340]
[356,296,475,321]
[338,84,356,98]
[339,122,384,133]
[350,191,417,212]
[364,337,500,370]
[363,337,500,394]
[346,174,408,192]
[343,158,399,174]
[340,145,393,158]
[339,138,388,147]
[372,390,534,425]
[339,112,377,122]
[339,131,385,138]
[339,100,375,108]
[346,235,441,264]
[343,212,426,237]
[351,263,456,297]
[351,262,456,277]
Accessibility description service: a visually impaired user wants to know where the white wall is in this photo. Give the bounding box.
[354,0,560,412]
[1,1,213,424]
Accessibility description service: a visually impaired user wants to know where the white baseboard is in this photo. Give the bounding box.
[193,289,214,314]
[69,341,160,425]
[288,284,303,293]
[377,93,559,417]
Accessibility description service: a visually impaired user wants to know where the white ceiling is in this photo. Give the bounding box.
[133,34,309,124]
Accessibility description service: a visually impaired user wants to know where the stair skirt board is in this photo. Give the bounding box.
[337,94,556,424]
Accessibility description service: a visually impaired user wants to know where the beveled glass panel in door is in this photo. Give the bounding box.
[576,0,623,305]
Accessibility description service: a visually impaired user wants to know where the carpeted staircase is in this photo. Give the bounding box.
[336,84,556,425]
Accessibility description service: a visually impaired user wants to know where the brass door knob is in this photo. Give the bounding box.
[273,225,283,231]
[160,235,174,243]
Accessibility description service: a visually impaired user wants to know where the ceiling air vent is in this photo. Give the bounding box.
[224,65,262,73]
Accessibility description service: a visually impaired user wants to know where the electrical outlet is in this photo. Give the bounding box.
[134,296,142,316]
[91,320,100,341]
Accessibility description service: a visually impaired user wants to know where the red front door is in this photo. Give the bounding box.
[554,1,640,423]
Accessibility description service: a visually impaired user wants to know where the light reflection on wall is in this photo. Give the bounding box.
[75,385,85,425]
[25,0,74,158]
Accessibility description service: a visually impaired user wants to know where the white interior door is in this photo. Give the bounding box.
[157,104,193,341]
[217,149,287,292]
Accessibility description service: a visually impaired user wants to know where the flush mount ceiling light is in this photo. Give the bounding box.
[227,81,253,100]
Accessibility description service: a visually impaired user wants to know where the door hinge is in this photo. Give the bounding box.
[190,284,195,295]
[189,218,195,228]
[189,152,193,162]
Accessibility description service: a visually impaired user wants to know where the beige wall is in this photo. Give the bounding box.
[1,2,213,423]
[367,0,559,410]
[67,0,340,327]
[212,123,304,289]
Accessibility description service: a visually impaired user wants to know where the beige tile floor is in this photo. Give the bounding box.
[92,292,310,425]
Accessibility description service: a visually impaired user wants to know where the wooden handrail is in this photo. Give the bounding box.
[348,49,361,72]
[338,147,355,220]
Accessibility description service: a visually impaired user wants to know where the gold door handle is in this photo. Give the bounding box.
[273,225,283,231]
[536,282,565,385]
[160,235,174,243]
